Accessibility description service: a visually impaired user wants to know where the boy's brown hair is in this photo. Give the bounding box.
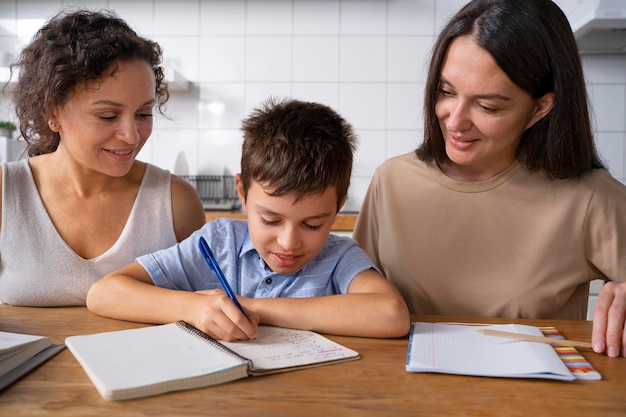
[240,97,357,211]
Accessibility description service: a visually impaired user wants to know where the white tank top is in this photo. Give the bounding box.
[0,160,178,306]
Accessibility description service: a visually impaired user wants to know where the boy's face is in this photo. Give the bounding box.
[237,177,340,275]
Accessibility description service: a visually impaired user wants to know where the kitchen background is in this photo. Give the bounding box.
[0,0,623,317]
[0,0,625,212]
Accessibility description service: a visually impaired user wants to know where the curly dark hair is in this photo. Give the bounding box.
[9,9,168,156]
[240,98,357,212]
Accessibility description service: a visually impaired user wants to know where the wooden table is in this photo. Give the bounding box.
[0,306,624,416]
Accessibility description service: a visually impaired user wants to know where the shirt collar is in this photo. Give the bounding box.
[240,233,257,258]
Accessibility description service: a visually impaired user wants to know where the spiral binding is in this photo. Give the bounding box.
[175,320,252,366]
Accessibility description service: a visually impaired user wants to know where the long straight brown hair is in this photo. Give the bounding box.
[417,0,605,179]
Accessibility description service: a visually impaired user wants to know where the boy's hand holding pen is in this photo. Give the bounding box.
[198,236,258,340]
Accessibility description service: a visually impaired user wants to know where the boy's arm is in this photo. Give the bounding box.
[241,269,410,338]
[86,262,259,341]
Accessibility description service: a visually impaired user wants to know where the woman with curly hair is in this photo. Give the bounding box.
[0,9,205,306]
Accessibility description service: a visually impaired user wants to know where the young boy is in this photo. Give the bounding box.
[87,98,410,341]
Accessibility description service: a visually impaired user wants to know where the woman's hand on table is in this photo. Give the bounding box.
[592,281,626,357]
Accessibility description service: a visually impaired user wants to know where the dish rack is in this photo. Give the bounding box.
[179,175,241,211]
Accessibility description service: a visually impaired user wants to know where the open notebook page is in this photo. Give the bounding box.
[406,322,574,381]
[220,325,359,374]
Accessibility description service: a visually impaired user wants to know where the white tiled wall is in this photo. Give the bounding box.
[3,0,623,212]
[0,0,622,317]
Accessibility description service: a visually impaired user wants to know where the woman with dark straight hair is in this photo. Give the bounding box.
[354,0,626,357]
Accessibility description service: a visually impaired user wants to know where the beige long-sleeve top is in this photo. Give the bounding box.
[353,152,626,319]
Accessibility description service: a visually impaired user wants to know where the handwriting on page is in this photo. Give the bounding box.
[220,326,354,371]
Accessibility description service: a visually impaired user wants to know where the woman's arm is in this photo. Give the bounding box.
[170,174,206,241]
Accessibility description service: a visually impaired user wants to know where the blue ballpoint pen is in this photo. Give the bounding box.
[198,236,247,317]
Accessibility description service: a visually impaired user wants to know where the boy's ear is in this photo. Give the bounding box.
[235,174,247,213]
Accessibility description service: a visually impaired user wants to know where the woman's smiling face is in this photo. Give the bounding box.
[435,35,554,182]
[51,59,156,177]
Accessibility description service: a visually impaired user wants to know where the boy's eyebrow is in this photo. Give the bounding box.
[255,205,334,221]
[302,212,334,221]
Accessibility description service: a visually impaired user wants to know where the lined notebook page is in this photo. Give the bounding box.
[406,322,574,381]
[220,326,359,373]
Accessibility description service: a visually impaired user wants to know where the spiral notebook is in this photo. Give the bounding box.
[65,321,359,401]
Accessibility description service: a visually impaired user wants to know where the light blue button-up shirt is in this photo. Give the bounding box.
[138,218,377,297]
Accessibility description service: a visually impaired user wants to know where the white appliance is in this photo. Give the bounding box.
[570,0,626,54]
